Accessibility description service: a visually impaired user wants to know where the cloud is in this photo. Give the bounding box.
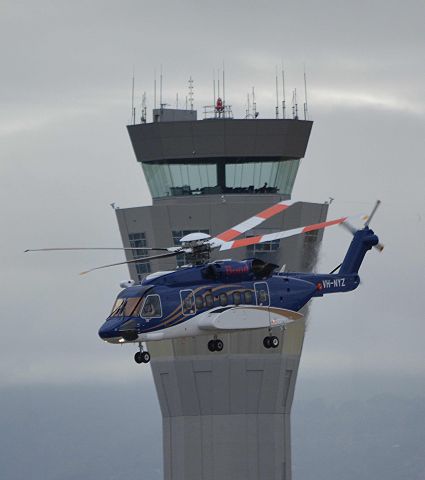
[311,88,424,116]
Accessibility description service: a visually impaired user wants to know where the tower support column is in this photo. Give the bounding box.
[150,348,300,480]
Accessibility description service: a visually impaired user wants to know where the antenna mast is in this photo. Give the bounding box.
[281,65,286,119]
[131,69,135,125]
[252,86,257,118]
[222,61,225,106]
[188,76,194,111]
[303,67,309,120]
[141,92,147,123]
[275,67,279,119]
[213,70,216,107]
[160,65,163,108]
[292,88,299,119]
[154,69,157,109]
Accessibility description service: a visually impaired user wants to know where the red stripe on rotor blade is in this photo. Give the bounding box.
[257,203,289,219]
[216,229,242,242]
[302,217,347,233]
[228,235,262,248]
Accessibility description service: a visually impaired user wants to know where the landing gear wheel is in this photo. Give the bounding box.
[134,352,143,364]
[208,340,216,352]
[271,336,279,348]
[263,336,272,349]
[214,339,224,352]
[141,351,151,363]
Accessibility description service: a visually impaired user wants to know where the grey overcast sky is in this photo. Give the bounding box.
[1,0,424,394]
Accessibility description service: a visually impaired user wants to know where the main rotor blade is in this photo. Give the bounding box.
[79,250,182,275]
[210,200,300,245]
[25,247,170,253]
[219,215,367,251]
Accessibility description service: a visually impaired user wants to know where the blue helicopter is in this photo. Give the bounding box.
[26,200,383,364]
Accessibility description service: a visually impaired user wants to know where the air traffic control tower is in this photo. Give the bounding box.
[115,102,328,480]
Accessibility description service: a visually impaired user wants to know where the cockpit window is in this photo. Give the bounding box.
[110,297,142,317]
[124,297,142,316]
[140,294,162,318]
[110,298,126,317]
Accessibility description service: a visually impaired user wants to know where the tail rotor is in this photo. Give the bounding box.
[341,200,384,252]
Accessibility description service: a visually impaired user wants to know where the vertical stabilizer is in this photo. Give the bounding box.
[339,227,380,274]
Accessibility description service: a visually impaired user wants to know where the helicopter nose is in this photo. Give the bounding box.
[98,323,113,340]
[98,318,121,340]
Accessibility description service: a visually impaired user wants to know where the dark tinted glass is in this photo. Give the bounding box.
[243,291,253,304]
[219,293,227,306]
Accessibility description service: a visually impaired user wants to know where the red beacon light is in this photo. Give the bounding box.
[215,97,224,112]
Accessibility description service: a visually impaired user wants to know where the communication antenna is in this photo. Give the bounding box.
[252,86,257,118]
[292,88,299,119]
[303,67,309,120]
[185,95,188,110]
[245,92,250,118]
[222,61,225,106]
[176,92,179,109]
[188,76,194,110]
[213,70,216,107]
[281,64,286,119]
[131,69,136,125]
[217,68,220,99]
[159,65,163,109]
[154,69,157,109]
[141,92,147,123]
[275,67,279,119]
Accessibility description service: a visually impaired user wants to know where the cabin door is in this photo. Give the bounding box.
[254,282,270,307]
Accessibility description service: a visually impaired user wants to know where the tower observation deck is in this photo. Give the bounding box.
[115,103,328,480]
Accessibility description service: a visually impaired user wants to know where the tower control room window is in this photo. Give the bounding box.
[142,163,217,198]
[142,158,300,199]
[225,159,299,195]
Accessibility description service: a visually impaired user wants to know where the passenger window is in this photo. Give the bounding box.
[219,293,227,306]
[243,290,253,304]
[140,294,162,318]
[195,295,204,309]
[233,291,241,305]
[180,289,196,315]
[205,293,214,308]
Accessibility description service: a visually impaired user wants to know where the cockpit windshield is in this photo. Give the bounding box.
[110,298,125,316]
[109,297,142,317]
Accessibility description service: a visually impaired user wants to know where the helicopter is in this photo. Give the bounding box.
[26,200,383,364]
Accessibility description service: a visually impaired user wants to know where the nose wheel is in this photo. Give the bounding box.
[134,343,151,364]
[263,335,279,349]
[208,338,224,352]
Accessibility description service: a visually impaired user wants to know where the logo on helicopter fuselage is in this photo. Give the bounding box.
[225,264,249,276]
